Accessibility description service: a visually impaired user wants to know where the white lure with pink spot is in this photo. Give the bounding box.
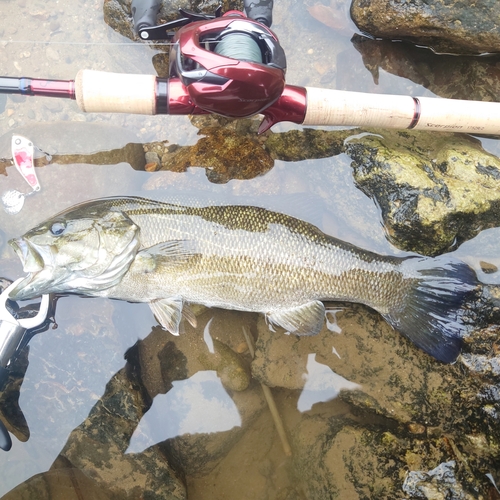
[12,135,40,192]
[2,135,41,214]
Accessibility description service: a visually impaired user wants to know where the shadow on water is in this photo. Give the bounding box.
[1,0,500,498]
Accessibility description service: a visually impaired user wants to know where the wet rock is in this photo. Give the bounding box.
[8,324,259,498]
[158,125,274,184]
[144,116,351,184]
[307,0,352,36]
[145,151,160,165]
[460,324,500,382]
[402,460,474,500]
[160,381,266,477]
[291,413,486,499]
[121,310,265,477]
[103,0,137,40]
[251,302,500,487]
[134,310,253,398]
[252,307,449,426]
[2,467,113,500]
[351,35,500,102]
[345,129,500,255]
[198,338,251,392]
[58,366,187,500]
[264,128,350,162]
[350,0,500,55]
[187,404,295,499]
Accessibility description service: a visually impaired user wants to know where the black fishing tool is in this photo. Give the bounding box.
[0,279,55,451]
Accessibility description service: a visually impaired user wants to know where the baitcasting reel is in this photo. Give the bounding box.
[130,0,286,118]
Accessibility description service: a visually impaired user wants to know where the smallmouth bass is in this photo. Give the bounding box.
[8,196,479,363]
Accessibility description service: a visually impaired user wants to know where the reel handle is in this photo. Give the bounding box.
[244,0,274,27]
[131,0,161,34]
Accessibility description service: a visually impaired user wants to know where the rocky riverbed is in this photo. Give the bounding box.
[1,0,500,499]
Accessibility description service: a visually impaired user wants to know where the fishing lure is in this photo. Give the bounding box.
[2,135,41,215]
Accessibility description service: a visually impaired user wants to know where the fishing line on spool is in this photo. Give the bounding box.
[213,32,263,63]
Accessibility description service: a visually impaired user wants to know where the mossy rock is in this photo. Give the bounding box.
[346,129,500,255]
[291,415,488,499]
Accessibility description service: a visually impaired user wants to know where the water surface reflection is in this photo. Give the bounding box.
[1,0,500,497]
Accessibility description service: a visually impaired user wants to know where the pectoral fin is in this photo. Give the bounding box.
[266,300,325,336]
[138,240,198,266]
[149,297,197,335]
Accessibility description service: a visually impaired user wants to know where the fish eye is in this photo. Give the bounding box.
[50,222,66,236]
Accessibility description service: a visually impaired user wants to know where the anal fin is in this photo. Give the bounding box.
[149,297,197,335]
[266,300,325,336]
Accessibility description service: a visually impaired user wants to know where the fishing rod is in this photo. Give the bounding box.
[1,0,499,135]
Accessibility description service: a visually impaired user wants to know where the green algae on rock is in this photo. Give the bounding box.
[345,130,500,255]
[291,414,487,500]
[144,116,352,183]
[158,126,274,183]
[264,128,350,162]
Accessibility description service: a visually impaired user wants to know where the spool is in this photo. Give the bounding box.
[214,33,263,63]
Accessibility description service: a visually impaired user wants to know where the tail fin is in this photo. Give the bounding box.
[383,255,479,363]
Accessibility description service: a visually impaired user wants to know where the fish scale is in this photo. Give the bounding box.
[114,200,401,310]
[9,196,479,363]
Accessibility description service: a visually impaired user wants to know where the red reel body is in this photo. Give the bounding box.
[167,14,286,118]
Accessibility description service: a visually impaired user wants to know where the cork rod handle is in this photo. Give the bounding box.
[303,87,500,135]
[75,70,157,115]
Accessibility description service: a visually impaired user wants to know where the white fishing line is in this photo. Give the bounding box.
[0,40,175,46]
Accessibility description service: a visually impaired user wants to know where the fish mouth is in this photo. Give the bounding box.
[9,238,44,272]
[8,238,49,300]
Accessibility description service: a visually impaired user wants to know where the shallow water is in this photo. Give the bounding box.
[0,0,500,498]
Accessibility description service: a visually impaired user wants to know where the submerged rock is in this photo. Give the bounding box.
[251,297,500,498]
[143,116,350,184]
[157,125,274,184]
[402,460,474,500]
[351,35,500,102]
[291,414,487,499]
[264,127,349,162]
[160,382,266,477]
[350,0,500,55]
[345,129,500,255]
[2,467,113,500]
[251,305,489,428]
[198,338,251,392]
